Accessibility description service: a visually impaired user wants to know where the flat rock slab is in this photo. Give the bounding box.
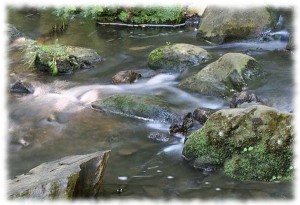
[9,150,111,199]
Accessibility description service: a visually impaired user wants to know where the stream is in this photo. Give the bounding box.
[7,9,293,199]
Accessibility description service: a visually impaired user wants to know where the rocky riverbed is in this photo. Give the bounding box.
[7,6,294,200]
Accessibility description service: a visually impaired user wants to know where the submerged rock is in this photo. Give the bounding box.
[148,132,169,142]
[192,107,218,125]
[91,94,179,123]
[112,70,142,84]
[178,53,262,97]
[24,40,102,75]
[147,43,210,72]
[10,80,34,94]
[9,150,111,199]
[230,90,264,108]
[183,105,293,181]
[197,7,277,44]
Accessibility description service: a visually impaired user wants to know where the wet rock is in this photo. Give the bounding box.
[134,69,157,78]
[230,90,264,108]
[91,94,180,123]
[10,80,34,94]
[112,70,142,84]
[9,150,111,199]
[183,105,293,181]
[117,146,139,156]
[24,40,102,75]
[169,112,193,135]
[286,35,294,51]
[197,7,277,44]
[178,53,262,97]
[148,132,169,143]
[8,24,23,43]
[193,107,217,125]
[148,43,210,72]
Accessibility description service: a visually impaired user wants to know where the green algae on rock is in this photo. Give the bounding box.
[178,53,262,97]
[183,105,293,181]
[91,94,180,123]
[147,43,210,72]
[23,39,102,75]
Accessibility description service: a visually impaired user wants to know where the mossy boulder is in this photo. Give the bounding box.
[178,53,262,97]
[183,105,293,181]
[91,94,179,123]
[197,7,276,44]
[9,150,111,199]
[147,43,210,72]
[24,40,102,75]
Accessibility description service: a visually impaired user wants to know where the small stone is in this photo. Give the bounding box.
[230,90,264,108]
[10,80,34,94]
[112,70,142,84]
[148,132,169,143]
[193,107,217,125]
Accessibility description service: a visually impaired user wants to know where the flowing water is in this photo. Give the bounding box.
[7,9,294,199]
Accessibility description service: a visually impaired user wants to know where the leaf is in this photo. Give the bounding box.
[248,146,254,151]
[272,176,277,180]
[50,59,58,76]
[243,148,248,152]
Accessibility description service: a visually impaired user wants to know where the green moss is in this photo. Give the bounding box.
[224,144,293,181]
[10,190,30,199]
[50,181,60,199]
[91,94,178,123]
[147,48,165,69]
[183,126,232,165]
[183,105,294,181]
[66,173,79,200]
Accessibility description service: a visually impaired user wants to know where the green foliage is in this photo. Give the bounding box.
[129,6,184,24]
[52,6,185,24]
[118,11,129,23]
[81,6,104,19]
[53,6,79,21]
[48,58,58,76]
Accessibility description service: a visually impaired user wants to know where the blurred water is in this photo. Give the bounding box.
[7,8,294,199]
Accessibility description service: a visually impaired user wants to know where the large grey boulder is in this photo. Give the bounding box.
[9,150,111,199]
[178,53,262,97]
[197,7,277,44]
[147,43,210,72]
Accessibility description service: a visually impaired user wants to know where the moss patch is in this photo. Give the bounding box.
[91,94,179,123]
[183,105,294,181]
[178,53,262,97]
[148,43,210,71]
